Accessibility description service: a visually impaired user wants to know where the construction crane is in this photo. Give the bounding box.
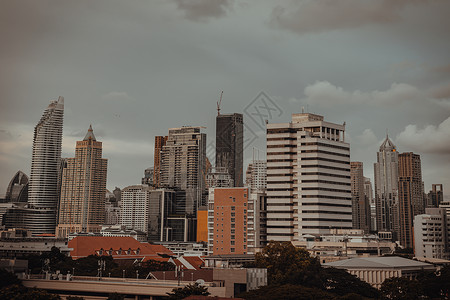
[217,91,223,116]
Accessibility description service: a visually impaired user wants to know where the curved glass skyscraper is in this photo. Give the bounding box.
[27,96,64,235]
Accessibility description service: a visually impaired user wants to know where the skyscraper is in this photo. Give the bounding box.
[27,96,64,235]
[56,126,108,238]
[153,136,168,188]
[398,152,424,248]
[216,113,243,187]
[374,135,399,237]
[351,162,371,233]
[266,113,351,241]
[160,126,206,215]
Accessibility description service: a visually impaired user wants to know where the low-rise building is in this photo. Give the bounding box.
[414,208,449,259]
[323,256,435,289]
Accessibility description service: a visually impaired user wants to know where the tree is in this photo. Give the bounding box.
[320,267,379,299]
[254,241,319,285]
[0,269,21,288]
[167,283,210,300]
[380,277,423,300]
[107,293,124,300]
[238,284,334,300]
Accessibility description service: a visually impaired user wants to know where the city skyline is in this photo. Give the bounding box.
[1,1,450,196]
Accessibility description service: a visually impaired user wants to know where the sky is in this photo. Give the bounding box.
[1,0,450,198]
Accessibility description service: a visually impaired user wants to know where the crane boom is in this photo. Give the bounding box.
[217,91,223,116]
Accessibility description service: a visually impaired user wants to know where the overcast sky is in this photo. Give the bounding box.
[1,0,450,197]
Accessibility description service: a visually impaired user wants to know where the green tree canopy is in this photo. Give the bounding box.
[167,282,210,300]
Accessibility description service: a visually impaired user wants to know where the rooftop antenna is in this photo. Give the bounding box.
[301,106,305,113]
[217,91,223,116]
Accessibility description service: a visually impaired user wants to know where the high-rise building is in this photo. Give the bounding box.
[216,113,243,187]
[153,136,167,188]
[5,171,29,203]
[206,167,233,188]
[364,177,376,231]
[142,167,154,186]
[56,126,108,238]
[427,184,444,208]
[160,126,206,215]
[248,160,267,193]
[208,188,248,255]
[374,135,399,238]
[398,152,424,248]
[266,113,351,241]
[247,191,267,253]
[27,96,64,235]
[120,185,152,234]
[351,162,371,233]
[414,208,449,259]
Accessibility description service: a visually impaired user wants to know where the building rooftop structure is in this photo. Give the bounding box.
[68,236,173,261]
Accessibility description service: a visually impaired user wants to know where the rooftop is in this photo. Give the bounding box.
[324,256,434,270]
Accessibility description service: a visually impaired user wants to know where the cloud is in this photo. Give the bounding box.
[299,81,420,107]
[396,117,450,154]
[431,82,450,99]
[101,91,133,102]
[270,0,438,35]
[356,129,378,146]
[172,0,233,21]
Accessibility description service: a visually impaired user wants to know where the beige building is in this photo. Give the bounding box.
[351,162,371,233]
[266,113,351,241]
[56,126,107,238]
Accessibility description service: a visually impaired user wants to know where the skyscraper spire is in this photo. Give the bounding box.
[83,124,96,141]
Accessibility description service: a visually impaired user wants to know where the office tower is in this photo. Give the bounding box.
[351,162,371,233]
[160,126,206,215]
[364,177,376,231]
[247,191,267,253]
[266,113,351,241]
[142,167,154,186]
[428,184,444,208]
[245,163,253,187]
[27,96,64,235]
[56,126,108,238]
[208,188,248,255]
[398,152,424,248]
[216,113,243,187]
[5,171,28,203]
[248,160,267,193]
[414,208,449,259]
[120,185,152,234]
[153,136,168,188]
[374,135,399,237]
[148,189,177,241]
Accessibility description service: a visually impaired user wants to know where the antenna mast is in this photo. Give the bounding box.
[217,91,223,116]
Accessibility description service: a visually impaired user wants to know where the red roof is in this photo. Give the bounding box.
[68,236,174,260]
[182,256,205,270]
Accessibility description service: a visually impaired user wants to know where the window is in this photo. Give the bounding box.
[231,206,235,211]
[231,248,235,253]
[231,235,235,240]
[231,241,235,245]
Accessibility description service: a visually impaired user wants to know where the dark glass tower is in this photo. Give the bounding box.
[215,113,243,187]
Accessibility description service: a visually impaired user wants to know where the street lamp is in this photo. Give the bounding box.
[123,269,125,279]
[136,270,139,279]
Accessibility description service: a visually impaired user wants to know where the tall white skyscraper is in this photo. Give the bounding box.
[374,135,398,237]
[27,96,64,235]
[266,113,351,241]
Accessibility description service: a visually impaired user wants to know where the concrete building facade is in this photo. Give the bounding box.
[414,208,449,259]
[208,188,248,255]
[374,135,399,239]
[216,113,244,187]
[266,113,351,241]
[398,152,424,248]
[27,96,64,235]
[57,126,108,238]
[351,162,371,233]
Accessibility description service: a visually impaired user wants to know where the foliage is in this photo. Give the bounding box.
[254,241,318,285]
[107,293,124,300]
[320,267,379,299]
[0,268,21,288]
[66,296,85,300]
[0,284,61,300]
[380,277,423,300]
[167,282,210,300]
[238,284,334,300]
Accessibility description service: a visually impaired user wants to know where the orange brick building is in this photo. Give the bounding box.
[208,188,248,255]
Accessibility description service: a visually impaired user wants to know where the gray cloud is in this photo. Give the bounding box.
[297,81,421,107]
[396,117,450,154]
[270,0,440,35]
[172,0,233,21]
